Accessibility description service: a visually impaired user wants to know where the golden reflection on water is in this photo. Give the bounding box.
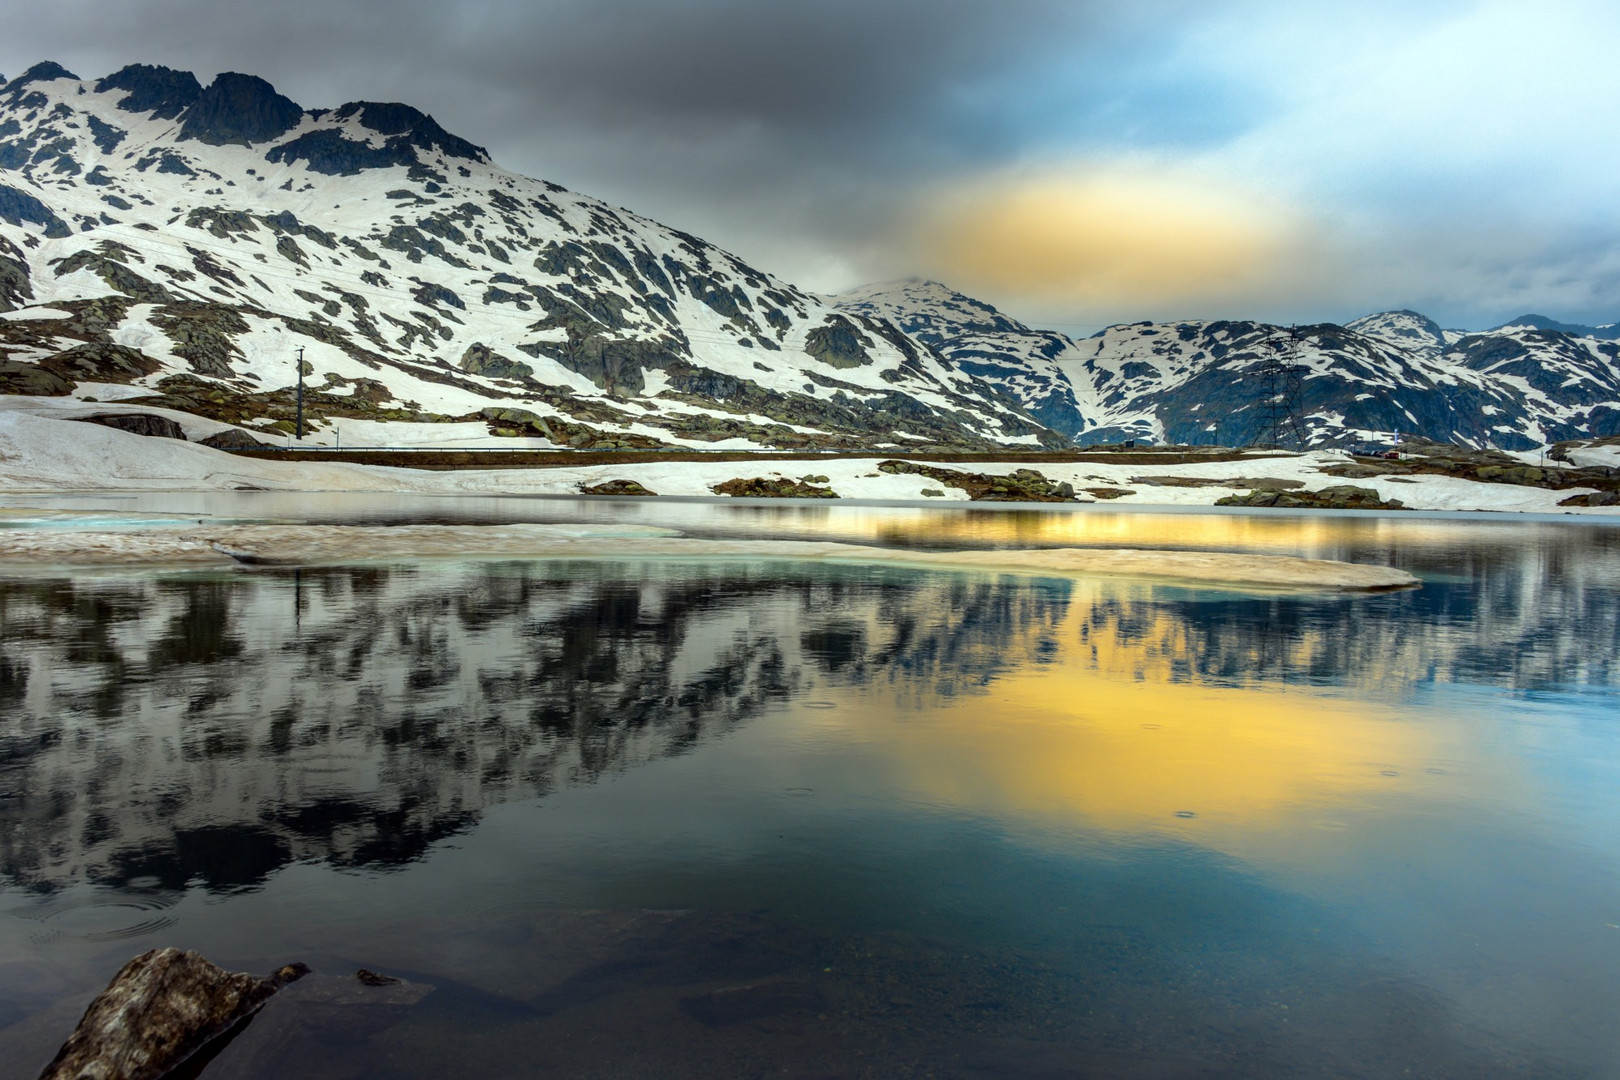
[808,580,1518,848]
[721,504,1485,558]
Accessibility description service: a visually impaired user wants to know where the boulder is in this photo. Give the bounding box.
[38,948,307,1080]
[459,342,532,381]
[200,427,269,449]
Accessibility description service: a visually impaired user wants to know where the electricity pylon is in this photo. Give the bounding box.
[1251,327,1309,449]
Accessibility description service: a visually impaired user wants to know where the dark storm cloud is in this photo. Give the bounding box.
[3,0,1119,154]
[7,1,1620,328]
[5,0,1158,288]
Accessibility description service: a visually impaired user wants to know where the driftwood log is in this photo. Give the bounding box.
[37,948,307,1080]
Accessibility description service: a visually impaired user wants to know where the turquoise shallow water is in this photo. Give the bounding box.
[0,502,1616,1078]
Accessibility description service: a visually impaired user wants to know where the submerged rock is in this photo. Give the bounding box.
[38,948,308,1080]
[183,970,433,1078]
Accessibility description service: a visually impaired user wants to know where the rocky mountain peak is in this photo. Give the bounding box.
[1345,309,1449,358]
[334,101,427,136]
[4,61,80,92]
[178,72,304,146]
[834,279,1029,337]
[95,64,204,120]
[1490,313,1620,340]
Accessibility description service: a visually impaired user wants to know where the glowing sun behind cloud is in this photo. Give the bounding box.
[915,168,1305,315]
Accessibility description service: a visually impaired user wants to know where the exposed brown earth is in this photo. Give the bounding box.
[222,447,1276,471]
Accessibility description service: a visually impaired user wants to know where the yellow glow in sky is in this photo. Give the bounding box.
[917,169,1299,311]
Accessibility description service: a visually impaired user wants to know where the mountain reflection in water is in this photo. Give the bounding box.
[2,562,1072,892]
[1,541,1612,894]
[0,516,1617,1078]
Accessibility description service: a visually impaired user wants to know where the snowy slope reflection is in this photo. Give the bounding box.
[0,562,1071,892]
[1,547,1613,897]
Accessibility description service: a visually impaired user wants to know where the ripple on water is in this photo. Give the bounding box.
[11,890,181,944]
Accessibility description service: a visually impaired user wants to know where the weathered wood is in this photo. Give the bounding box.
[37,948,307,1080]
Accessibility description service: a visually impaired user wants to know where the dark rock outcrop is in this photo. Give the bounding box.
[3,62,78,100]
[0,360,74,395]
[711,476,839,498]
[75,412,187,439]
[804,316,872,369]
[877,460,1078,502]
[459,342,533,380]
[0,184,72,238]
[0,235,33,311]
[179,73,302,146]
[580,478,657,496]
[1217,485,1405,510]
[1322,443,1620,497]
[333,101,488,161]
[201,427,269,449]
[95,64,203,120]
[265,129,417,176]
[37,948,308,1080]
[40,342,162,383]
[1557,490,1620,507]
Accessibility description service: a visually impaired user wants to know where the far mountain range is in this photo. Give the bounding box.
[2,60,1616,451]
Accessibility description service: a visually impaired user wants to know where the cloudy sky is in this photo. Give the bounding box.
[6,0,1619,331]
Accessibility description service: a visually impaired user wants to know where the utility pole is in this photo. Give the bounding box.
[295,346,304,443]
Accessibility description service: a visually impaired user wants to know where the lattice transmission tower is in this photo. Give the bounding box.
[1251,327,1310,449]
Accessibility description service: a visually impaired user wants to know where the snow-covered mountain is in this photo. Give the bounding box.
[1343,310,1456,359]
[4,60,1617,455]
[832,279,1094,438]
[835,283,1620,450]
[0,62,1059,451]
[1489,314,1620,340]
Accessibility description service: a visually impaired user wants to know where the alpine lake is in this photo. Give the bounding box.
[0,495,1617,1079]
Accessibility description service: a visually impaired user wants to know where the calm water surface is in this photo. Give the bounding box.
[0,499,1617,1078]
